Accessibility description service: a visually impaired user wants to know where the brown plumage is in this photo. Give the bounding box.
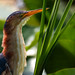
[1,9,43,75]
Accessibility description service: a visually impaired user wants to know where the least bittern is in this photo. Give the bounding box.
[0,9,44,75]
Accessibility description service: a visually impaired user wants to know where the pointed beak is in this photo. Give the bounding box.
[22,8,49,18]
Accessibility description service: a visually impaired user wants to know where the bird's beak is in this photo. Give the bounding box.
[22,8,48,18]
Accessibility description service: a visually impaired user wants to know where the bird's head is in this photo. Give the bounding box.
[4,9,44,34]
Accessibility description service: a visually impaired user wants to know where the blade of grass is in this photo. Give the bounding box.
[36,0,46,60]
[34,0,60,75]
[34,0,47,74]
[37,0,46,57]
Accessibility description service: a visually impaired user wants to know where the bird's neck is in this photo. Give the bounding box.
[2,25,20,57]
[2,24,26,74]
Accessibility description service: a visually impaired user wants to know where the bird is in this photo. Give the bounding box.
[0,8,44,75]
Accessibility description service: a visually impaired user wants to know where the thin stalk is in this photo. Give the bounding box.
[34,0,46,74]
[37,0,46,58]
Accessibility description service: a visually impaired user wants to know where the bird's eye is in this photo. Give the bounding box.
[19,14,24,18]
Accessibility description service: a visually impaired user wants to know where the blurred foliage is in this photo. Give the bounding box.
[22,25,36,43]
[0,20,5,30]
[48,68,75,75]
[0,20,4,52]
[27,16,40,26]
[26,32,39,51]
[23,0,54,10]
